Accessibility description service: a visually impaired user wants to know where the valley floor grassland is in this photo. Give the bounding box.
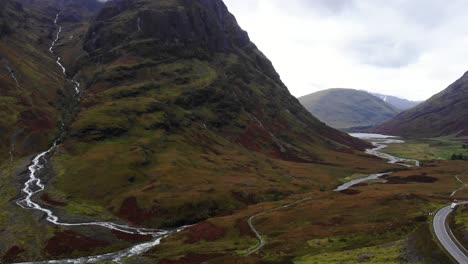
[3,134,468,263]
[138,158,468,263]
[383,136,468,161]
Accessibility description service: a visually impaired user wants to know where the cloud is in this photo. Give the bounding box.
[223,0,468,101]
[350,36,421,68]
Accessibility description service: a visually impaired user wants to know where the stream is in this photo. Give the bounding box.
[13,13,184,264]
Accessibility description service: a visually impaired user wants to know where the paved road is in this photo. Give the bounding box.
[433,202,468,264]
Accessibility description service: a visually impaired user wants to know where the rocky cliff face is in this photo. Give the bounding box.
[85,0,249,53]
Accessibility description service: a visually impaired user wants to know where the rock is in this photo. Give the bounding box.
[358,252,372,262]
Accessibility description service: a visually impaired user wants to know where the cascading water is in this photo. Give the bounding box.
[14,13,185,264]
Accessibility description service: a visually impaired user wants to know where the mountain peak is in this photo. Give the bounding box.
[85,0,250,55]
[299,88,400,130]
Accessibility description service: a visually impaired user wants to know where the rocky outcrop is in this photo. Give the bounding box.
[84,0,249,54]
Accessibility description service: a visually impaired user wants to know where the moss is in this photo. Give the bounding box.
[64,201,115,220]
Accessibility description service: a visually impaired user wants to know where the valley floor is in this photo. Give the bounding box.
[1,135,468,263]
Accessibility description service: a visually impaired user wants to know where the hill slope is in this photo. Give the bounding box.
[0,0,402,262]
[370,92,422,110]
[46,0,373,228]
[375,72,468,137]
[299,88,401,130]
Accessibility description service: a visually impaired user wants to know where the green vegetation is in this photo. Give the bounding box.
[2,0,468,263]
[295,240,404,264]
[450,204,468,249]
[384,137,468,160]
[298,88,400,130]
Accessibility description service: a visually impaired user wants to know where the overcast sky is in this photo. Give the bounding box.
[223,0,468,101]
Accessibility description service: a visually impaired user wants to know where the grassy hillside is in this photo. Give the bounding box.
[0,0,68,165]
[375,72,468,137]
[2,1,464,263]
[299,88,400,130]
[44,0,378,229]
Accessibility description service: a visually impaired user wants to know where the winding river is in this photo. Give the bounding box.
[244,133,419,255]
[13,14,184,264]
[334,133,420,191]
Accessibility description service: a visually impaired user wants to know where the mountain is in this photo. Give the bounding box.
[0,0,392,262]
[298,88,401,130]
[375,72,468,137]
[0,0,67,162]
[53,0,371,226]
[369,92,422,110]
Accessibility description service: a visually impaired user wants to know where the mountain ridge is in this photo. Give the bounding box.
[299,88,400,130]
[368,92,422,110]
[375,71,468,137]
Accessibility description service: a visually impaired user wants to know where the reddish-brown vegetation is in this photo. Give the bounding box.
[2,246,24,263]
[339,189,362,195]
[183,222,226,243]
[118,197,156,225]
[158,253,223,264]
[235,122,273,153]
[236,217,254,237]
[385,175,438,184]
[353,182,369,187]
[19,109,55,132]
[44,230,109,256]
[40,193,67,207]
[111,230,152,242]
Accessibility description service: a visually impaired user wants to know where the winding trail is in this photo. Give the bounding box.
[244,133,418,256]
[13,13,184,264]
[450,170,468,197]
[244,197,312,256]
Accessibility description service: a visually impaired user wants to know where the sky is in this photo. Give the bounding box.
[223,0,468,101]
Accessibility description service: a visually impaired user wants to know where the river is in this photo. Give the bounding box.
[334,133,420,191]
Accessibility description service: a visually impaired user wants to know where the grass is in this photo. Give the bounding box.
[295,240,404,264]
[64,201,116,220]
[383,137,468,160]
[450,204,468,249]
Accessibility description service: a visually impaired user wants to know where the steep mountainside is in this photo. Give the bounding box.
[0,0,401,262]
[370,92,422,110]
[0,0,65,163]
[299,88,401,130]
[45,0,375,228]
[375,72,468,137]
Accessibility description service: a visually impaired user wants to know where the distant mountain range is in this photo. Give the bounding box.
[298,88,400,130]
[368,92,422,110]
[375,72,468,137]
